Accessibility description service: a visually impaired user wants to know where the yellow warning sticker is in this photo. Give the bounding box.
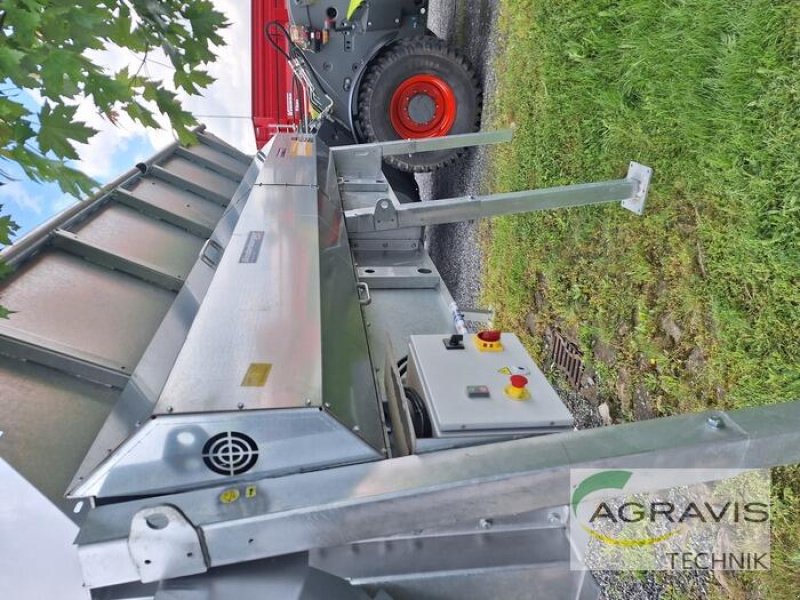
[241,363,272,387]
[245,485,257,499]
[498,367,512,376]
[289,140,313,157]
[219,488,240,504]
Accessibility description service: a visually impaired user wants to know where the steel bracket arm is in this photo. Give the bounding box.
[344,161,653,233]
[331,130,515,179]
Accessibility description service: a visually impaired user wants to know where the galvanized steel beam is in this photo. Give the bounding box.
[0,329,129,388]
[174,147,245,182]
[345,163,652,233]
[75,401,800,588]
[195,131,253,165]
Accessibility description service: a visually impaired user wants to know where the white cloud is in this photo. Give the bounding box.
[138,0,255,154]
[50,193,78,214]
[0,184,45,216]
[71,0,255,180]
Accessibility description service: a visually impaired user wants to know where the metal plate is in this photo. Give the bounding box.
[154,184,323,414]
[257,135,318,186]
[159,155,240,200]
[70,204,205,279]
[70,409,380,501]
[0,459,88,600]
[0,251,175,372]
[0,355,118,514]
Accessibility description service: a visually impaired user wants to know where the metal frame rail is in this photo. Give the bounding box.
[77,401,800,588]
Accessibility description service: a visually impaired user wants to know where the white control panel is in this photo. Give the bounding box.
[407,333,574,437]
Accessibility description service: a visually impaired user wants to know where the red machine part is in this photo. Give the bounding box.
[251,0,303,149]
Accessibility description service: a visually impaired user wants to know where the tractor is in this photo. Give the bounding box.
[251,0,482,171]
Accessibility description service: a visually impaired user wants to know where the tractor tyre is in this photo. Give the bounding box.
[356,37,482,173]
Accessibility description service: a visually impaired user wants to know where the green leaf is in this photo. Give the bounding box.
[38,103,98,160]
[0,213,19,246]
[125,101,160,129]
[0,97,28,122]
[40,50,87,100]
[173,68,215,95]
[2,5,42,46]
[184,1,229,48]
[87,71,130,112]
[0,47,28,84]
[3,145,97,197]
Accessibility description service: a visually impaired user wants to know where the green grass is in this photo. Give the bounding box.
[483,0,800,596]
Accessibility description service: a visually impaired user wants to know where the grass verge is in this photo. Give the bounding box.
[483,0,799,596]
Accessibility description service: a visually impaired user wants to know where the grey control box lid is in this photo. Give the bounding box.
[409,334,574,436]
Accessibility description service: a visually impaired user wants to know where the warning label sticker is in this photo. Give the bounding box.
[241,363,272,387]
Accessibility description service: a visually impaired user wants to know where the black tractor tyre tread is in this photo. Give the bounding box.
[356,37,482,173]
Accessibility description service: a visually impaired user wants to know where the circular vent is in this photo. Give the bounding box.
[202,432,259,476]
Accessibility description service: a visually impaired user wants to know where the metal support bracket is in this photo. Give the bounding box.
[356,282,372,306]
[621,162,653,215]
[332,130,514,179]
[345,163,654,233]
[128,505,208,584]
[373,198,398,231]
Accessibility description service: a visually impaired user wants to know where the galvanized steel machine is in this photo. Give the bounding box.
[3,117,799,600]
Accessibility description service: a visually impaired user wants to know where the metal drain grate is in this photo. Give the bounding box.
[550,330,585,389]
[202,432,259,476]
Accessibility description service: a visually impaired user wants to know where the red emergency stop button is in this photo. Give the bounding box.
[474,330,504,352]
[478,330,502,343]
[506,375,530,401]
[510,375,528,389]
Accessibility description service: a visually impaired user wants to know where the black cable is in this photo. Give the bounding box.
[263,19,330,112]
[264,21,292,61]
[403,386,432,438]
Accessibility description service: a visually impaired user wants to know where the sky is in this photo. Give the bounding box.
[0,0,256,239]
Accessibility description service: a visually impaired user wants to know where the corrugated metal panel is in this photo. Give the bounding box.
[69,203,205,280]
[0,251,175,371]
[119,178,224,236]
[159,154,240,199]
[0,127,251,517]
[0,355,119,517]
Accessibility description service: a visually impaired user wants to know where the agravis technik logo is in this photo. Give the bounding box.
[569,468,771,571]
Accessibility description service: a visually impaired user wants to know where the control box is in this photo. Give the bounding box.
[407,333,574,437]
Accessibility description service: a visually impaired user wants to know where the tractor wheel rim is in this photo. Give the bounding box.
[389,74,457,139]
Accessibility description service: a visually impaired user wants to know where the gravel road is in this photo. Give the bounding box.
[420,0,500,309]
